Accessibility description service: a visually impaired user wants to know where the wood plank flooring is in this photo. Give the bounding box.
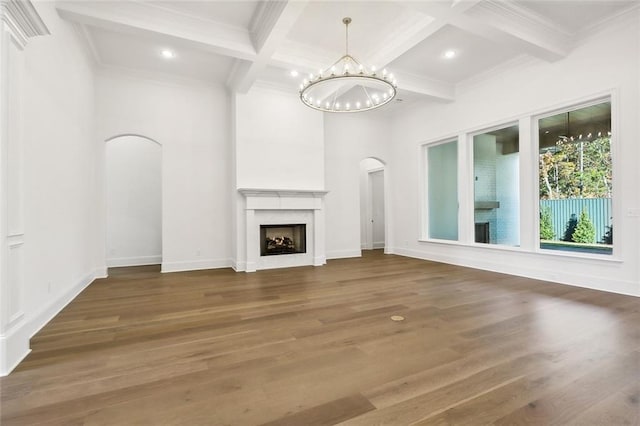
[1,250,638,425]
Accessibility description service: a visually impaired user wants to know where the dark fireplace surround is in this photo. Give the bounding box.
[260,224,307,256]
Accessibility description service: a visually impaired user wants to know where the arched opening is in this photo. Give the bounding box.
[359,157,386,252]
[105,135,162,267]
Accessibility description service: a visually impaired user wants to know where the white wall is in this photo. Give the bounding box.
[95,70,232,273]
[388,12,640,296]
[324,113,391,259]
[1,1,98,374]
[106,135,162,267]
[235,85,324,190]
[232,84,325,269]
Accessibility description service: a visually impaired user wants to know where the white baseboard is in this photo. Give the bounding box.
[313,255,327,266]
[389,246,639,297]
[0,325,31,377]
[1,269,96,376]
[106,255,161,267]
[161,258,231,273]
[326,249,362,260]
[231,259,246,272]
[373,242,385,249]
[94,267,108,279]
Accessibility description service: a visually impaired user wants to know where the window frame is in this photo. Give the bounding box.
[532,95,618,259]
[468,121,521,248]
[418,90,621,261]
[420,137,459,242]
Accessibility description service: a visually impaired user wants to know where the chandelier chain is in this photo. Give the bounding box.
[344,17,349,56]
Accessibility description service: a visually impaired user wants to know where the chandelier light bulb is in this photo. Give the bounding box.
[356,101,361,108]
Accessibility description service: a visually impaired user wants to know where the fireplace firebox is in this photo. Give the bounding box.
[260,224,306,256]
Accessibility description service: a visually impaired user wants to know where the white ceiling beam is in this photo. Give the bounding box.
[368,1,481,69]
[55,1,256,61]
[394,72,455,102]
[228,0,308,94]
[355,0,480,101]
[450,0,572,62]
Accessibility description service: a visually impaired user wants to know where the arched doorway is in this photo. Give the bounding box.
[359,157,386,251]
[105,134,162,267]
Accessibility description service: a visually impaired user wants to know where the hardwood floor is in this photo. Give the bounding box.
[1,250,638,425]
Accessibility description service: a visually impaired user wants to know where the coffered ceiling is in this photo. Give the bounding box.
[56,0,638,107]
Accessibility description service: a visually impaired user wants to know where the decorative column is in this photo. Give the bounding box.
[0,0,49,376]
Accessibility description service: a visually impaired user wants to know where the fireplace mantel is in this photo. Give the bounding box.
[238,188,328,212]
[238,188,328,198]
[237,188,328,272]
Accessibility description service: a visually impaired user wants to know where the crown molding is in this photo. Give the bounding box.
[97,63,225,91]
[477,0,572,38]
[466,0,572,61]
[575,3,640,46]
[0,0,49,48]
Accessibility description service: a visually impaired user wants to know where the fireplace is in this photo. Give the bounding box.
[260,224,306,256]
[238,188,328,272]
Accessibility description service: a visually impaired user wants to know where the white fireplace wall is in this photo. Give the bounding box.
[234,84,324,189]
[232,84,326,269]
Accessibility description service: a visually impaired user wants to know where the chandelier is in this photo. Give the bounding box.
[299,17,397,113]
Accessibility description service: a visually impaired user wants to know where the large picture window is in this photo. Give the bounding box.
[427,140,458,240]
[472,124,520,246]
[537,100,612,255]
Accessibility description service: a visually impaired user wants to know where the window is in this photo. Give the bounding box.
[473,124,520,246]
[537,100,612,255]
[427,140,458,240]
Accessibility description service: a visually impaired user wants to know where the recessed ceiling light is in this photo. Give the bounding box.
[444,50,457,59]
[161,49,175,59]
[290,70,299,77]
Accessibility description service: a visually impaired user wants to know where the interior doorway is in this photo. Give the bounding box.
[105,134,162,267]
[359,158,386,251]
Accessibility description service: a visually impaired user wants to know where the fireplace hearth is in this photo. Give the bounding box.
[260,224,306,256]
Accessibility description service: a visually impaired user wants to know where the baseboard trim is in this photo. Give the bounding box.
[107,255,162,268]
[161,258,231,273]
[2,269,96,376]
[94,267,108,279]
[326,249,362,260]
[231,259,246,272]
[389,246,639,297]
[0,326,31,377]
[27,271,96,339]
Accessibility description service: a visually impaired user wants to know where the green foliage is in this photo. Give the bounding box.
[539,207,555,240]
[539,137,611,199]
[572,209,596,244]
